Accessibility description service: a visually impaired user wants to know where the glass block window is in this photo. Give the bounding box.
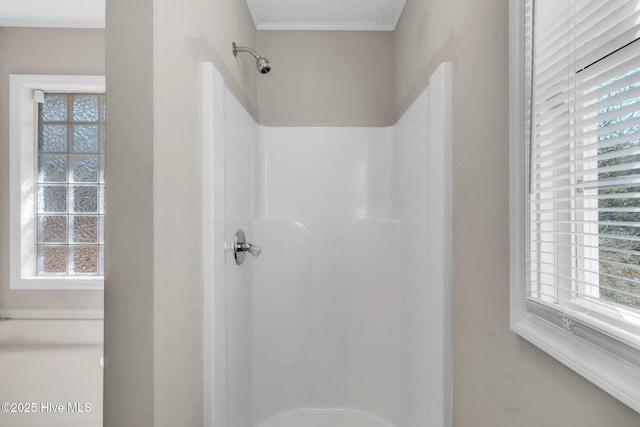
[37,93,106,276]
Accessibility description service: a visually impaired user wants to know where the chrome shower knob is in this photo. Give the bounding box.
[233,229,262,265]
[243,242,262,257]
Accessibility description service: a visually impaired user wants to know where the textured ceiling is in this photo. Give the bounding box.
[246,0,407,31]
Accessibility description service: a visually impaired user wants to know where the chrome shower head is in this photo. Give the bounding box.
[256,56,271,74]
[232,42,271,74]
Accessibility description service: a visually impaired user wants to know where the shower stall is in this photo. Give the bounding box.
[202,60,452,427]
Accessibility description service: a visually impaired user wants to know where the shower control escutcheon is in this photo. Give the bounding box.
[233,229,262,265]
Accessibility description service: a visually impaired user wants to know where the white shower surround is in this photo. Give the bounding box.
[202,62,452,427]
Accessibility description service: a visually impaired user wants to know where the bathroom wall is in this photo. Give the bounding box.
[105,0,258,425]
[104,0,154,424]
[106,0,640,424]
[256,31,394,127]
[199,0,259,119]
[394,0,640,425]
[0,27,105,311]
[392,0,453,121]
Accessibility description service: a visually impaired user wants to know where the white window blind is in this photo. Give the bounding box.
[527,0,640,362]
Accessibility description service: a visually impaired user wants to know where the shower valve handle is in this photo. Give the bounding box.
[238,242,262,258]
[233,229,261,265]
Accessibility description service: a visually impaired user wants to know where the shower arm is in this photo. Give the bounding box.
[231,41,271,74]
[232,43,260,60]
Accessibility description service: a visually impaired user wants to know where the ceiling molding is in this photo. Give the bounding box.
[256,22,398,31]
[0,0,104,29]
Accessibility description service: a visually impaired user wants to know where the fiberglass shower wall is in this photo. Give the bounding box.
[252,125,401,423]
[202,62,452,427]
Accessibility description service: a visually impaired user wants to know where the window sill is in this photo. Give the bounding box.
[512,313,640,412]
[11,276,104,290]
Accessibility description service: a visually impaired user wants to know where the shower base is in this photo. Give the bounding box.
[258,408,396,427]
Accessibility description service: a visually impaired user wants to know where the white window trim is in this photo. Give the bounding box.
[9,74,105,290]
[509,0,640,413]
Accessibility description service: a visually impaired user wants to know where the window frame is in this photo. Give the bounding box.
[10,74,105,290]
[509,0,640,413]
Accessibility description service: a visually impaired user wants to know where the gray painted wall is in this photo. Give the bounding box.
[0,27,105,311]
[256,31,394,126]
[104,0,154,425]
